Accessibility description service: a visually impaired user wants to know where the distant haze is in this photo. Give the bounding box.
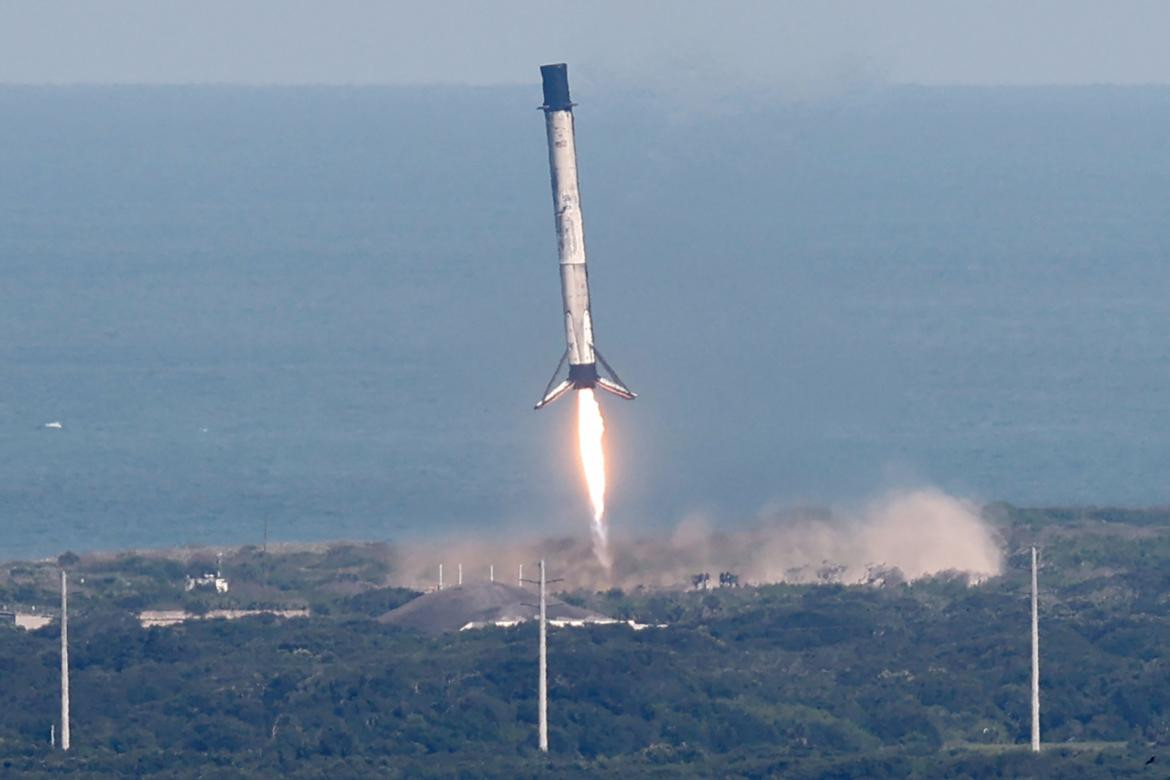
[3,2,1170,87]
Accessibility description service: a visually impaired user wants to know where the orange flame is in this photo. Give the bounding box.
[576,388,611,568]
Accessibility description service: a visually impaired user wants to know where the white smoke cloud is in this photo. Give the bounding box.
[391,488,1003,591]
[739,488,1003,585]
[854,489,1002,581]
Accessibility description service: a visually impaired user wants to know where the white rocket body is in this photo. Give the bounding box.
[535,63,635,410]
[546,107,594,371]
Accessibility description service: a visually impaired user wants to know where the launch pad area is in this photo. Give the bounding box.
[0,506,1166,776]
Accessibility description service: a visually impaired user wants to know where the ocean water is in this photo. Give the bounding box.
[1,85,1169,559]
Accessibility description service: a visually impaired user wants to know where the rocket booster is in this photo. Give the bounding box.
[535,63,636,410]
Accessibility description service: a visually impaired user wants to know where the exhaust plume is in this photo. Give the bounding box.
[576,389,611,569]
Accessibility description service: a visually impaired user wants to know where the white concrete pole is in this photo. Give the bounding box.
[60,569,70,752]
[490,564,494,583]
[438,563,443,592]
[1031,546,1040,753]
[518,564,523,588]
[538,559,548,752]
[458,563,463,587]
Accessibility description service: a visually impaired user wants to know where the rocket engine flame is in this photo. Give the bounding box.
[576,388,611,569]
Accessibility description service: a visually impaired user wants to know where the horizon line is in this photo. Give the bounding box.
[2,80,1170,90]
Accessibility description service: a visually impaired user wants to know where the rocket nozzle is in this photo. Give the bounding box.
[540,63,572,111]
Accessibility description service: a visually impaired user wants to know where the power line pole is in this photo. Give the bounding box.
[521,560,563,752]
[538,559,548,752]
[1031,546,1040,753]
[60,569,70,752]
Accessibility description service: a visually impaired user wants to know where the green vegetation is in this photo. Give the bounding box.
[2,507,1170,777]
[0,542,409,618]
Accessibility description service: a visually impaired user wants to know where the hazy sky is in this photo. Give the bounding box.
[3,1,1170,87]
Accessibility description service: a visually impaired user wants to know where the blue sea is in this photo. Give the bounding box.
[1,84,1168,559]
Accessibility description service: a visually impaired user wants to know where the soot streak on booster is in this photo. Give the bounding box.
[534,63,636,410]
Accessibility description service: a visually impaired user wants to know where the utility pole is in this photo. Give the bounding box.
[60,569,70,752]
[490,564,494,583]
[518,563,523,588]
[458,563,463,587]
[521,560,562,752]
[438,563,443,592]
[1031,546,1040,753]
[538,559,548,752]
[519,561,563,748]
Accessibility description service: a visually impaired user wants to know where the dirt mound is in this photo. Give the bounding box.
[378,582,607,634]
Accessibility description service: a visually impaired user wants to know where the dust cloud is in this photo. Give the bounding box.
[392,488,1003,592]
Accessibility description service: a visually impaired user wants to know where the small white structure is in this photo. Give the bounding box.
[460,616,666,632]
[186,553,229,593]
[0,609,53,630]
[185,573,229,593]
[17,613,52,630]
[139,608,309,628]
